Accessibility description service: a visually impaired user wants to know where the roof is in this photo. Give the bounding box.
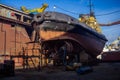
[0,4,29,16]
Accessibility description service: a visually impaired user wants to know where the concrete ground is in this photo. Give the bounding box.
[1,63,120,80]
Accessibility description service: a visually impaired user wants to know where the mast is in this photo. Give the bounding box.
[89,0,94,16]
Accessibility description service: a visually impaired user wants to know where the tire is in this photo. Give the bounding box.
[33,13,44,23]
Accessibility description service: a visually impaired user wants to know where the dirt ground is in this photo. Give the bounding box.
[1,63,120,80]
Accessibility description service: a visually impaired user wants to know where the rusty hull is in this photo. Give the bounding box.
[32,11,107,59]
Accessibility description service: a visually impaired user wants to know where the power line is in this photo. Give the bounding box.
[54,5,120,16]
[54,5,120,17]
[54,5,79,15]
[96,10,120,16]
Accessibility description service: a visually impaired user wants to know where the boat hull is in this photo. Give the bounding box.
[32,11,107,58]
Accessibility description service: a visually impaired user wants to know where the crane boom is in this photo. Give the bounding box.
[21,3,48,14]
[99,20,120,26]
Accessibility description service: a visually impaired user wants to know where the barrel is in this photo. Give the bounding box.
[4,60,15,76]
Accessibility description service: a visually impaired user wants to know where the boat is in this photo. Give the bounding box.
[31,11,108,63]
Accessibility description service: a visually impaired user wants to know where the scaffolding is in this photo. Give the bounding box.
[10,42,41,70]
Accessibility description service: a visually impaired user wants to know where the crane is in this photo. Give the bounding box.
[99,20,120,26]
[79,13,102,33]
[21,3,48,14]
[79,0,120,33]
[79,0,102,33]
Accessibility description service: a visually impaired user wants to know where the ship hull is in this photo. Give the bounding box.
[32,11,108,62]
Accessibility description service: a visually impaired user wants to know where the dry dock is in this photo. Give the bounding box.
[0,4,120,80]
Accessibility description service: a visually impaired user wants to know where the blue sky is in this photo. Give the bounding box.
[0,0,120,43]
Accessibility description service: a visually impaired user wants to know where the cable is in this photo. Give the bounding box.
[54,5,79,15]
[96,10,120,16]
[54,5,120,17]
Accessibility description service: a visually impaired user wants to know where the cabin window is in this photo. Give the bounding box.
[23,16,30,23]
[15,13,21,21]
